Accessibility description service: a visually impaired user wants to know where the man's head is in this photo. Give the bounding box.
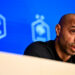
[56,14,75,56]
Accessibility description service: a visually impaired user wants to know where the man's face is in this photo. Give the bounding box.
[58,16,75,55]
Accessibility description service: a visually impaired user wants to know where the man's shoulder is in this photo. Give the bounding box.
[27,40,55,49]
[24,40,55,59]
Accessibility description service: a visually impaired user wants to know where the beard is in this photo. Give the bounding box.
[59,41,75,55]
[58,38,71,55]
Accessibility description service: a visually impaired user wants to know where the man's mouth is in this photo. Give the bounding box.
[71,45,75,52]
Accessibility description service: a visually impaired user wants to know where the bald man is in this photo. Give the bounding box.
[24,14,75,63]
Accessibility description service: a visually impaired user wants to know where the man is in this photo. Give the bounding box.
[24,14,75,63]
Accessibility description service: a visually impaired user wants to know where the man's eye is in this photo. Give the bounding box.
[70,30,75,33]
[72,30,75,32]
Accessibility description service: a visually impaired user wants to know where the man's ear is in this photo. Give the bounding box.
[55,24,61,37]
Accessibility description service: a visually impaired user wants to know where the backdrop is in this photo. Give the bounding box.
[0,0,75,54]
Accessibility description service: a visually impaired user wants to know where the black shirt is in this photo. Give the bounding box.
[24,40,75,64]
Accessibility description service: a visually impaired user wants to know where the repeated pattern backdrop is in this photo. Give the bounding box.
[0,0,75,54]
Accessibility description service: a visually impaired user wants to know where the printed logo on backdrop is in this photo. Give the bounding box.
[31,14,50,42]
[0,14,7,39]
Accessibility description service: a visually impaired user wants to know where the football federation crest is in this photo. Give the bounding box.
[31,14,50,42]
[0,14,7,39]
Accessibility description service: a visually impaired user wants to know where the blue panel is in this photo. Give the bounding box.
[0,0,75,54]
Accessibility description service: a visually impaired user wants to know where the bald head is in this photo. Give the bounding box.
[59,14,75,27]
[55,13,75,56]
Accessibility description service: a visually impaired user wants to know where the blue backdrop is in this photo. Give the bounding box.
[0,0,75,55]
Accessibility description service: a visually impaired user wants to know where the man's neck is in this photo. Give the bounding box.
[55,39,71,62]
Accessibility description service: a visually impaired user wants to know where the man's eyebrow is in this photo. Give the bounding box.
[71,26,75,28]
[69,26,75,29]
